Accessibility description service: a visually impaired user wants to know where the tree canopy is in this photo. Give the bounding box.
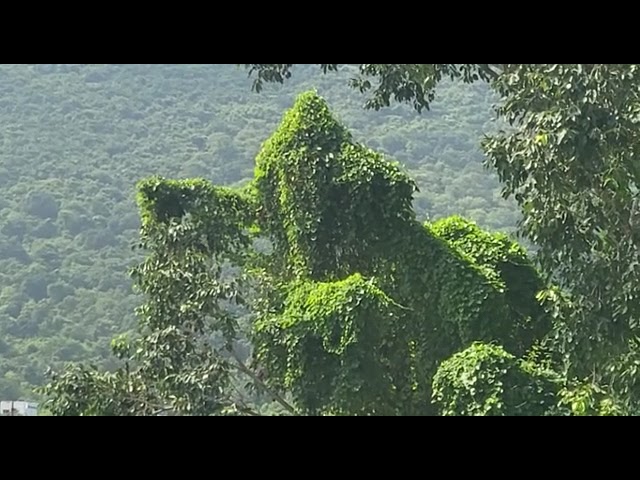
[242,64,640,413]
[43,91,557,416]
[6,64,639,415]
[0,65,513,401]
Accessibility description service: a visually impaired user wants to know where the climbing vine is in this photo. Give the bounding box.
[44,91,560,416]
[249,92,556,415]
[432,342,560,416]
[254,274,407,415]
[253,91,416,280]
[42,178,257,416]
[431,216,549,356]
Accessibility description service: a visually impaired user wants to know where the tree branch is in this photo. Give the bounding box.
[228,350,300,416]
[478,64,503,81]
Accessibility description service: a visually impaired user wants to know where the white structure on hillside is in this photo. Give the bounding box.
[1,401,38,416]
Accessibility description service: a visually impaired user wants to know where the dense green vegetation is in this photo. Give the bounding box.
[241,64,640,415]
[43,92,551,416]
[0,64,513,400]
[40,63,640,416]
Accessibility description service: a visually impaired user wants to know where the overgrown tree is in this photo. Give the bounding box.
[42,179,295,416]
[242,64,640,412]
[0,64,513,399]
[43,92,555,416]
[432,342,560,416]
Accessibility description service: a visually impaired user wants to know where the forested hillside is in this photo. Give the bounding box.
[0,64,515,400]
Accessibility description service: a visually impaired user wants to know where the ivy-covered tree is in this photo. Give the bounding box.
[0,64,516,399]
[432,342,560,416]
[42,179,294,416]
[242,64,640,412]
[43,91,555,416]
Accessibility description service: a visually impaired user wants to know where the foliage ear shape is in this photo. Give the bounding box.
[253,91,417,280]
[430,216,549,357]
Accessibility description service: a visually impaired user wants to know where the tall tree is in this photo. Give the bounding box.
[41,179,291,416]
[43,92,556,416]
[242,65,640,410]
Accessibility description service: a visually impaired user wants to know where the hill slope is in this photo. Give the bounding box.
[0,64,516,399]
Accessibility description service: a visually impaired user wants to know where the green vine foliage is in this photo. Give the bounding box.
[242,65,640,409]
[430,216,549,356]
[254,274,406,415]
[250,92,555,415]
[557,381,627,416]
[432,342,560,416]
[44,91,556,415]
[253,90,416,281]
[42,179,254,416]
